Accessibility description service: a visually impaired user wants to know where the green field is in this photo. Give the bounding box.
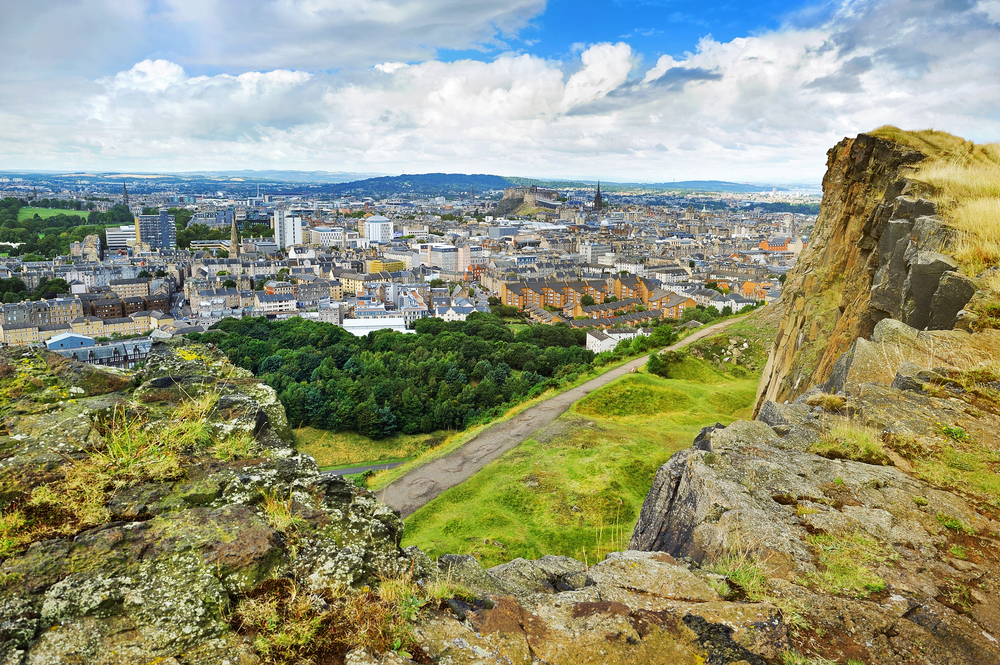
[17,207,88,222]
[292,427,449,469]
[401,362,758,567]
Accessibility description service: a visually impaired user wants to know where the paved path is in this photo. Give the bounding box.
[322,462,404,476]
[379,317,747,517]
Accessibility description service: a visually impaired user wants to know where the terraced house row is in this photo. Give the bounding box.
[503,275,698,321]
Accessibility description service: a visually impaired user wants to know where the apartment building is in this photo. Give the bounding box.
[109,278,151,299]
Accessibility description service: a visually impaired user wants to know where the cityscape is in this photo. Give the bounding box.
[3,0,999,663]
[0,173,813,359]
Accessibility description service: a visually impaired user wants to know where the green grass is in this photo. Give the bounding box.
[400,365,758,567]
[293,427,446,469]
[17,207,88,222]
[804,532,898,598]
[809,423,888,465]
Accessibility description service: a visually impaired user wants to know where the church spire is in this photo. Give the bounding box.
[230,216,240,259]
[122,183,129,209]
[593,181,603,212]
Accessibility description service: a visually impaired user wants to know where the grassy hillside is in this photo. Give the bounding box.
[401,362,757,567]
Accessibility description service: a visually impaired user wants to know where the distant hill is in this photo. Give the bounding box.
[186,170,387,184]
[329,173,513,198]
[520,178,775,193]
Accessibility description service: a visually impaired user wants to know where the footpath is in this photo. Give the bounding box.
[380,316,746,517]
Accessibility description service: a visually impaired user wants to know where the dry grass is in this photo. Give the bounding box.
[806,393,846,412]
[870,126,1000,277]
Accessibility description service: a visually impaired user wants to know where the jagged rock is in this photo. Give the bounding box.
[631,375,1000,664]
[870,317,920,344]
[890,361,944,392]
[928,271,979,330]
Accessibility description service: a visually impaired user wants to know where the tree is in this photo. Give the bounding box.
[429,278,445,288]
[217,251,229,259]
[580,294,595,306]
[155,269,168,278]
[605,295,619,303]
[137,270,152,279]
[223,279,237,289]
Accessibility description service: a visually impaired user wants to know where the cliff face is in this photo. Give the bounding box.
[755,133,977,409]
[629,132,1000,664]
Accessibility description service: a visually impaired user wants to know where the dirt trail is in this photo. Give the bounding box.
[380,317,746,517]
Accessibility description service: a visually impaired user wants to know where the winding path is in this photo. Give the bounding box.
[380,316,746,517]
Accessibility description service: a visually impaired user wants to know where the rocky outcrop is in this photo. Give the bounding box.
[755,133,980,410]
[0,342,408,665]
[631,316,1000,663]
[407,550,791,665]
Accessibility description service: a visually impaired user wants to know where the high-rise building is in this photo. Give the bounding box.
[363,215,393,244]
[135,210,176,250]
[273,210,303,249]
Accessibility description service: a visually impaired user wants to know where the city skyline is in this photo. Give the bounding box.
[1,0,998,180]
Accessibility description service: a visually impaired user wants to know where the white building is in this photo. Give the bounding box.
[311,227,344,247]
[364,216,393,244]
[105,225,137,253]
[585,328,650,353]
[343,317,412,337]
[273,210,303,249]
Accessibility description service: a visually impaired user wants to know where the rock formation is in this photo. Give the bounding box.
[630,131,1000,664]
[0,342,407,664]
[755,133,980,409]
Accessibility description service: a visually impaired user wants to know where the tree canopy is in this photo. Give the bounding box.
[196,313,595,438]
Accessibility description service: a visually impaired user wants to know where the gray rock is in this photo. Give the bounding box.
[891,362,930,392]
[927,271,978,330]
[437,554,503,595]
[488,558,557,595]
[871,318,919,344]
[905,251,959,330]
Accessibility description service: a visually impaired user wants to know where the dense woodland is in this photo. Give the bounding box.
[194,314,678,438]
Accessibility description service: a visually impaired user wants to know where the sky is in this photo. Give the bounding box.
[1,0,999,183]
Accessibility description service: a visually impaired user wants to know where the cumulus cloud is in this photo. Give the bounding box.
[2,0,1000,180]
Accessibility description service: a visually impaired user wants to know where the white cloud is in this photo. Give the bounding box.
[560,42,634,111]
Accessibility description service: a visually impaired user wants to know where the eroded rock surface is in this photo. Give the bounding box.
[0,342,406,665]
[632,367,1000,664]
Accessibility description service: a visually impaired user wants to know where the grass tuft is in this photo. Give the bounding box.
[704,546,768,601]
[805,531,897,598]
[260,490,308,533]
[810,423,888,465]
[806,393,846,412]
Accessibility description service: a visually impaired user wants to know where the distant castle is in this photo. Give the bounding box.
[502,185,559,207]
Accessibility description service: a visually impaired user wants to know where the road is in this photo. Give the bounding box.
[379,316,746,517]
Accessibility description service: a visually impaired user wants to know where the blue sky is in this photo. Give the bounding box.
[445,0,819,64]
[1,0,999,182]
